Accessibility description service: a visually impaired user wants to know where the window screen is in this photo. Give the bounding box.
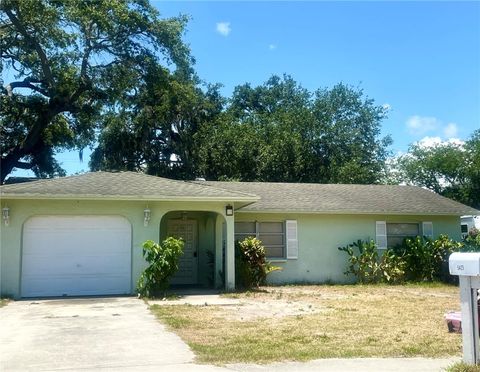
[386,223,419,248]
[234,221,286,258]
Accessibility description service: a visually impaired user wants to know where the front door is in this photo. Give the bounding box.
[167,219,198,285]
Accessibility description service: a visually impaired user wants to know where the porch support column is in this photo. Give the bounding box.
[225,213,235,291]
[214,215,224,289]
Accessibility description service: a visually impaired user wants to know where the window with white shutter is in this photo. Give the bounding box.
[376,221,387,249]
[377,221,429,249]
[386,223,420,247]
[234,221,290,259]
[286,220,298,259]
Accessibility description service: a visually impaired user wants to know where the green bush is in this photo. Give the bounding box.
[380,249,407,284]
[137,237,184,297]
[338,240,382,283]
[464,227,480,251]
[339,234,463,284]
[338,240,407,284]
[235,237,281,288]
[395,234,462,282]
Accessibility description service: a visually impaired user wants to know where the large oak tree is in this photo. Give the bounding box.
[0,0,191,182]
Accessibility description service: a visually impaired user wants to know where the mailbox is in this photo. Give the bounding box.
[449,252,480,365]
[449,252,480,276]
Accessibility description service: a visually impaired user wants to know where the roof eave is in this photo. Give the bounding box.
[235,208,477,216]
[0,193,260,203]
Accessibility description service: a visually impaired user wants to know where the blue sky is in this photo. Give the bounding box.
[13,1,480,176]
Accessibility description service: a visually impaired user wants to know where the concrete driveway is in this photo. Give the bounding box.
[0,297,220,371]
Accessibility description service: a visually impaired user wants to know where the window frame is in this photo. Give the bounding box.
[234,220,286,259]
[385,222,421,248]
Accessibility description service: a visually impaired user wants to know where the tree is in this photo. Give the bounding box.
[0,0,191,183]
[90,69,225,179]
[310,84,392,183]
[395,130,480,208]
[195,75,391,183]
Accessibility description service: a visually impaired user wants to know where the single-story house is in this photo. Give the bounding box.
[1,171,478,298]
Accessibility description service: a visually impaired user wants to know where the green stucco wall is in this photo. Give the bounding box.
[235,212,462,284]
[0,199,228,298]
[0,198,462,297]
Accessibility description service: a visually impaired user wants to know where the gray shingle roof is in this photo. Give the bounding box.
[199,181,479,216]
[0,172,258,201]
[2,172,477,215]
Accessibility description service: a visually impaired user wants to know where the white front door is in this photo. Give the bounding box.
[167,219,198,285]
[21,215,132,297]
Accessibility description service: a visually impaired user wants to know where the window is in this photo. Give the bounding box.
[386,223,420,248]
[461,224,469,234]
[235,221,285,259]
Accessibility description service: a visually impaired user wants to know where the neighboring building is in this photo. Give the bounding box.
[1,171,478,299]
[461,215,480,238]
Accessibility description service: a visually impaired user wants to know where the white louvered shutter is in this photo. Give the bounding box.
[422,221,433,239]
[286,220,298,259]
[376,221,387,249]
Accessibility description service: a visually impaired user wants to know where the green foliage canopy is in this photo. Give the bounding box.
[195,75,392,183]
[395,130,480,208]
[1,1,392,186]
[0,0,192,182]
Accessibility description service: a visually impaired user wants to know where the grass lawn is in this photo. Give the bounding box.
[151,283,462,364]
[0,298,9,308]
[446,362,480,372]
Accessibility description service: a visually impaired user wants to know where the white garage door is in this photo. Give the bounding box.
[21,215,131,297]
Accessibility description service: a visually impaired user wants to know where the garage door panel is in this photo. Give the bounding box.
[22,255,130,276]
[22,276,130,297]
[21,216,132,297]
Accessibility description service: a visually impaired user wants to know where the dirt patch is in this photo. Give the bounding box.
[222,299,325,321]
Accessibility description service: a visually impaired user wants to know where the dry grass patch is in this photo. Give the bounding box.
[150,284,462,364]
[446,362,480,372]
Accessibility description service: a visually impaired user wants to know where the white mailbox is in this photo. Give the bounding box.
[449,252,480,365]
[450,252,480,276]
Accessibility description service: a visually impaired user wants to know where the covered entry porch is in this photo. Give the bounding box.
[160,210,230,289]
[148,199,256,291]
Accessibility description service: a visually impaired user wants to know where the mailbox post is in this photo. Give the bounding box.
[449,252,480,364]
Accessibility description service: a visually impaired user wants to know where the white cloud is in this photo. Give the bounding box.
[406,115,439,135]
[416,136,465,148]
[216,22,231,36]
[269,44,277,50]
[443,122,458,138]
[406,115,462,141]
[416,136,443,148]
[382,103,391,111]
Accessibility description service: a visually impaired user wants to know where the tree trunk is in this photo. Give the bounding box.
[1,108,56,183]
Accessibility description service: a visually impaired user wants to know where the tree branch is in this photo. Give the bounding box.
[13,161,33,169]
[4,6,54,87]
[5,79,49,97]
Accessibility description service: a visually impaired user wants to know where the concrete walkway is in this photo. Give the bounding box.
[0,297,460,372]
